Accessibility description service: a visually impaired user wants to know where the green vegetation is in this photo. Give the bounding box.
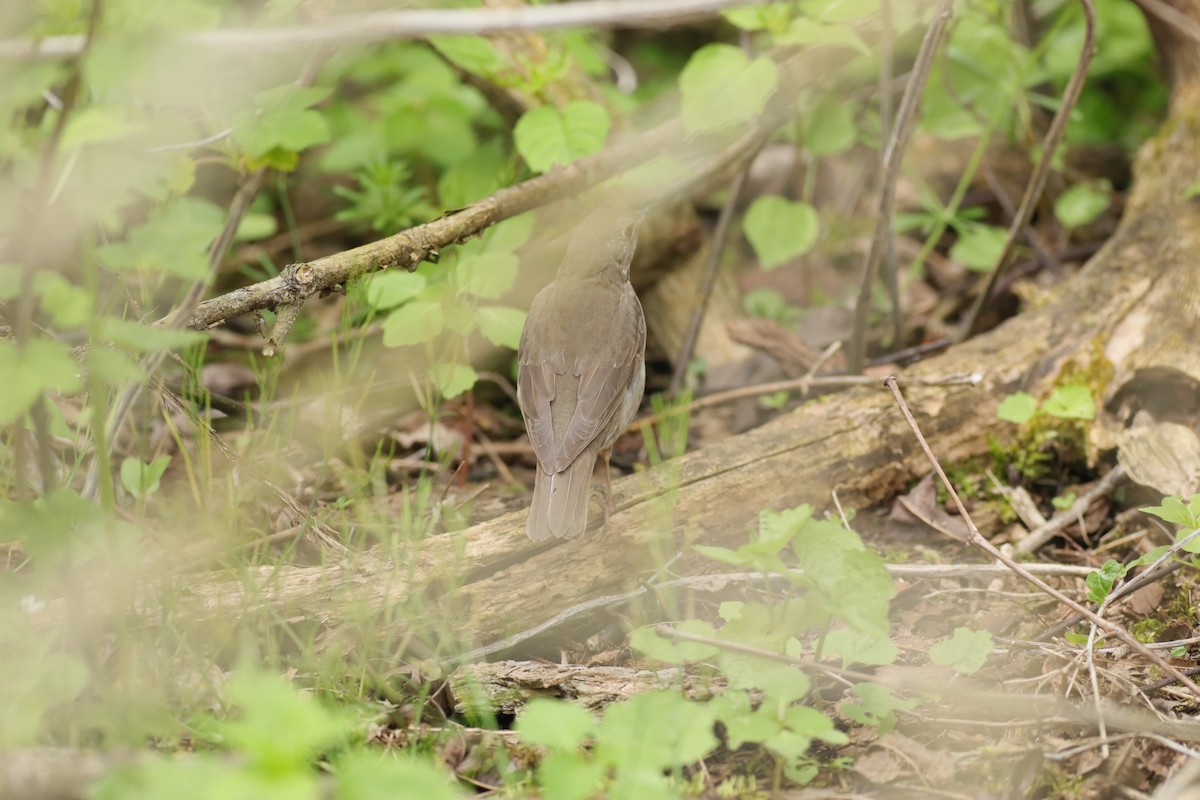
[0,0,1183,797]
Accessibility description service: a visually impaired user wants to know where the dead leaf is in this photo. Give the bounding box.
[1124,583,1165,617]
[852,748,906,784]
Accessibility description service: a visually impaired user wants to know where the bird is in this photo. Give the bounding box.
[517,205,647,541]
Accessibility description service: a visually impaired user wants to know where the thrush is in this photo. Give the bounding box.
[517,206,647,541]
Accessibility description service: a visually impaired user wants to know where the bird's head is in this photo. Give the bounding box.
[561,205,645,282]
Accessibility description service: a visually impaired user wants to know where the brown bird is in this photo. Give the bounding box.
[517,206,647,541]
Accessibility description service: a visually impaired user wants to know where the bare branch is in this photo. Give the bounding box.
[0,0,772,60]
[959,0,1097,339]
[848,0,955,373]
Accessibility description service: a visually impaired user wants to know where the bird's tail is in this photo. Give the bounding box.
[527,453,595,540]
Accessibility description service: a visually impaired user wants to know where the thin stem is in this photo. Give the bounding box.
[849,0,955,373]
[668,152,758,398]
[959,0,1096,339]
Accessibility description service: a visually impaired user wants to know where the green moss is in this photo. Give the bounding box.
[1131,618,1167,644]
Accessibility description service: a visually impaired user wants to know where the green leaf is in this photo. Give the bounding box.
[803,96,857,156]
[98,197,226,280]
[97,318,207,353]
[718,655,810,707]
[119,455,171,500]
[777,18,871,55]
[234,212,278,242]
[0,489,103,561]
[743,196,819,269]
[430,363,478,399]
[429,35,507,76]
[822,628,899,666]
[483,213,536,254]
[680,44,778,135]
[516,699,595,751]
[365,271,427,311]
[477,306,527,349]
[0,339,82,427]
[1055,181,1111,229]
[337,752,466,800]
[1064,630,1089,646]
[793,520,895,636]
[929,627,993,675]
[950,223,1007,272]
[1042,384,1095,420]
[759,504,813,543]
[381,300,444,347]
[996,391,1037,423]
[607,768,675,800]
[594,691,717,772]
[232,85,332,170]
[1085,559,1125,605]
[536,752,606,800]
[1052,492,1077,511]
[759,391,789,410]
[217,669,355,772]
[782,705,848,745]
[721,6,791,32]
[742,287,799,324]
[437,140,507,209]
[87,348,144,384]
[799,0,880,24]
[1142,494,1200,529]
[61,106,141,149]
[722,704,783,749]
[514,101,611,174]
[453,252,519,300]
[37,274,94,329]
[840,683,918,735]
[442,297,478,336]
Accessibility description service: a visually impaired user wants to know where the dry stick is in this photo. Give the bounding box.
[1015,465,1127,555]
[668,150,758,398]
[878,0,903,349]
[633,370,981,431]
[882,375,1200,701]
[0,0,773,59]
[959,0,1096,340]
[848,0,955,374]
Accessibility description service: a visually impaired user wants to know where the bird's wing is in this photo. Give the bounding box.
[517,358,558,471]
[551,292,646,472]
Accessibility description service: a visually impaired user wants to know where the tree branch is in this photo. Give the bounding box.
[0,0,771,60]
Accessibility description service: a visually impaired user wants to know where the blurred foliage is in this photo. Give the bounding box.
[0,0,1172,796]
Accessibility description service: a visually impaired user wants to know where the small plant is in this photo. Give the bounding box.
[91,667,465,800]
[334,160,435,234]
